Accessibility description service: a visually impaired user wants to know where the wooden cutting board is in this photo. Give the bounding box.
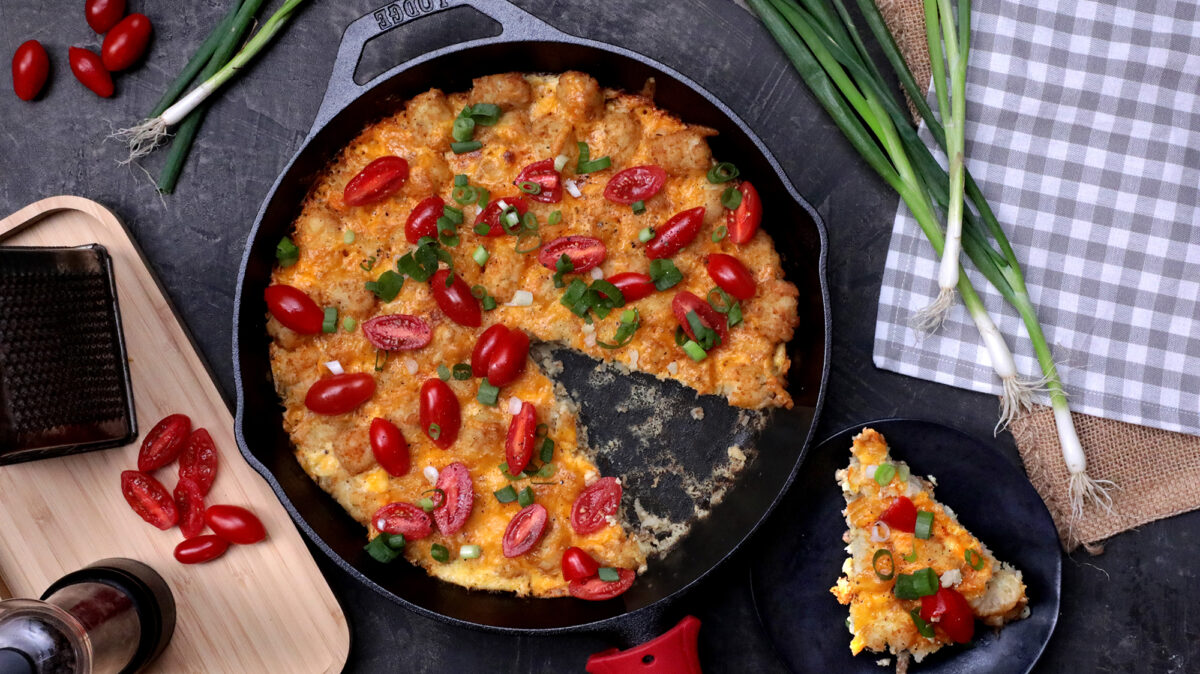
[0,196,349,673]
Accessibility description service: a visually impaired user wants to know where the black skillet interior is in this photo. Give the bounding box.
[233,0,830,635]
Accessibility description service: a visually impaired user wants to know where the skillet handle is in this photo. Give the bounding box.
[587,616,703,674]
[312,0,569,133]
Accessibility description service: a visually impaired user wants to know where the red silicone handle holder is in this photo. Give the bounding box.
[586,615,702,674]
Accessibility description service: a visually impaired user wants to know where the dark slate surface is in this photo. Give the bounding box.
[1,1,1196,672]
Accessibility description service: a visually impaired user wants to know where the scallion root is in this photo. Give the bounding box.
[911,287,955,333]
[109,118,170,164]
[1069,471,1117,519]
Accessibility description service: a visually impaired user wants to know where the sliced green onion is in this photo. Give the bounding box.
[898,465,911,483]
[460,544,482,559]
[539,437,554,463]
[597,567,620,582]
[909,609,935,639]
[965,548,984,570]
[548,210,562,225]
[437,364,451,381]
[535,423,549,438]
[452,116,475,142]
[473,245,489,266]
[707,287,733,314]
[430,543,450,563]
[478,378,500,406]
[590,279,624,307]
[872,549,895,580]
[575,141,611,174]
[343,230,356,244]
[632,200,646,214]
[476,187,490,207]
[682,340,707,361]
[470,285,487,299]
[364,533,404,563]
[443,205,464,224]
[914,511,934,540]
[874,464,896,486]
[597,308,640,349]
[276,236,299,266]
[452,363,472,380]
[903,546,918,562]
[482,294,497,311]
[468,103,501,125]
[518,181,542,195]
[686,310,719,350]
[360,256,377,272]
[536,462,556,478]
[493,485,518,503]
[706,162,739,183]
[428,423,441,440]
[648,259,683,290]
[517,486,535,507]
[712,225,728,243]
[674,326,688,346]
[417,496,436,512]
[473,222,491,236]
[553,254,575,288]
[342,317,357,332]
[560,279,588,308]
[893,567,939,599]
[451,140,482,154]
[454,174,469,187]
[553,154,569,171]
[374,349,388,372]
[638,227,655,243]
[721,185,743,210]
[522,212,538,231]
[453,185,477,204]
[727,300,743,327]
[322,307,338,333]
[515,232,542,254]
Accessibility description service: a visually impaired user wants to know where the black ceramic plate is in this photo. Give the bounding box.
[749,419,1060,673]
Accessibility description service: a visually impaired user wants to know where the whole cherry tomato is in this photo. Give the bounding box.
[343,156,409,207]
[419,378,460,449]
[179,428,218,495]
[86,0,127,33]
[475,196,529,237]
[429,269,481,327]
[706,253,756,300]
[362,314,431,351]
[604,272,654,302]
[68,47,113,98]
[537,236,606,273]
[137,413,191,472]
[101,13,152,72]
[672,291,729,347]
[505,402,537,474]
[120,470,177,530]
[11,40,49,101]
[569,568,635,601]
[727,181,762,244]
[471,324,510,377]
[305,373,376,415]
[514,159,562,203]
[920,587,976,644]
[432,462,473,535]
[264,284,324,334]
[502,504,548,558]
[173,477,206,539]
[603,165,667,205]
[369,417,410,476]
[174,535,229,564]
[487,328,529,387]
[561,547,601,582]
[405,195,444,243]
[878,496,918,533]
[373,501,432,540]
[570,476,622,536]
[205,504,266,544]
[645,206,705,259]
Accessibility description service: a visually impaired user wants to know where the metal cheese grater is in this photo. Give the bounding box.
[0,244,136,464]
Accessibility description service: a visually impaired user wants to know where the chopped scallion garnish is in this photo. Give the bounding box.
[453,185,477,204]
[712,225,728,243]
[727,300,743,327]
[682,340,707,361]
[494,485,518,503]
[452,116,475,142]
[365,269,404,302]
[909,609,936,639]
[872,549,895,580]
[539,437,554,463]
[342,317,357,332]
[452,363,472,381]
[322,307,338,333]
[515,232,542,254]
[473,222,491,236]
[874,464,896,486]
[518,181,542,195]
[536,462,556,478]
[707,287,733,314]
[276,236,299,267]
[428,423,441,440]
[360,256,376,272]
[343,230,356,244]
[553,154,569,171]
[374,349,388,372]
[893,567,938,599]
[430,543,450,563]
[575,141,611,174]
[517,486,535,507]
[548,210,562,225]
[914,511,934,540]
[437,364,451,381]
[467,103,501,126]
[648,259,683,290]
[451,140,482,154]
[473,245,489,266]
[454,174,469,187]
[552,254,575,288]
[478,378,500,405]
[638,227,655,243]
[460,544,482,559]
[965,548,984,570]
[632,200,646,214]
[597,308,640,349]
[597,567,620,582]
[720,185,743,210]
[706,162,739,184]
[364,532,405,563]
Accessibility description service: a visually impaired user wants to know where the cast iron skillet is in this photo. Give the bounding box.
[232,0,830,644]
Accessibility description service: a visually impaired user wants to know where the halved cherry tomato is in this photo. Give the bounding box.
[474,196,529,236]
[920,587,976,644]
[604,165,667,204]
[362,314,431,351]
[561,547,601,582]
[179,428,218,495]
[264,284,324,334]
[12,40,49,101]
[537,236,606,273]
[86,0,126,33]
[174,535,229,565]
[101,13,152,72]
[370,417,410,476]
[569,568,636,601]
[120,470,177,530]
[430,269,481,327]
[419,378,460,448]
[405,195,444,243]
[68,47,113,98]
[570,476,622,536]
[487,328,529,387]
[605,272,654,302]
[343,156,409,207]
[515,159,562,203]
[727,181,762,244]
[305,373,376,415]
[205,505,266,544]
[706,253,756,300]
[471,324,509,377]
[645,206,705,259]
[505,402,537,474]
[502,504,548,558]
[432,462,474,535]
[137,413,191,472]
[373,501,432,540]
[174,477,206,539]
[672,291,729,347]
[879,496,918,533]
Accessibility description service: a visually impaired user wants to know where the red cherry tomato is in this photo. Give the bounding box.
[569,568,636,601]
[502,504,548,558]
[672,291,729,347]
[706,253,757,300]
[11,40,49,101]
[264,284,324,334]
[179,428,218,496]
[68,47,113,98]
[101,13,152,72]
[429,269,481,327]
[432,462,474,535]
[369,417,410,476]
[505,402,537,474]
[419,378,460,448]
[605,272,654,302]
[645,206,706,259]
[362,314,431,351]
[405,195,444,243]
[537,236,606,273]
[173,477,206,539]
[727,181,762,244]
[561,547,601,582]
[603,165,667,205]
[120,470,177,530]
[474,196,529,237]
[137,413,191,472]
[343,156,409,207]
[920,587,976,644]
[514,159,562,203]
[471,324,510,377]
[86,0,126,33]
[373,501,432,540]
[305,373,376,415]
[879,496,918,533]
[487,328,529,387]
[570,476,622,536]
[174,535,229,565]
[205,505,266,545]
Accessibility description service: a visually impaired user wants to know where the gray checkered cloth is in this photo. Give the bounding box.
[873,0,1200,436]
